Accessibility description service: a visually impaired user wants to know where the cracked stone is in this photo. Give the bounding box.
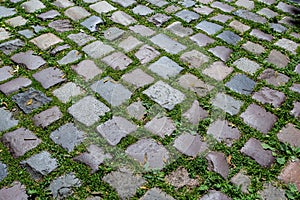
[0,39,25,55]
[0,108,18,132]
[53,82,84,103]
[82,41,114,59]
[226,74,256,95]
[68,96,110,127]
[149,56,183,79]
[165,167,198,188]
[74,144,112,173]
[277,123,300,148]
[122,69,154,88]
[126,138,169,170]
[140,188,175,200]
[143,81,185,110]
[212,93,243,115]
[151,34,186,54]
[174,133,208,157]
[183,100,208,125]
[230,171,251,193]
[135,45,160,64]
[0,77,32,95]
[96,116,137,146]
[208,46,232,61]
[1,128,41,158]
[259,68,290,86]
[72,60,101,81]
[252,87,286,108]
[241,138,275,167]
[233,57,261,75]
[203,61,233,81]
[145,115,176,138]
[0,182,28,200]
[30,33,63,50]
[180,50,209,68]
[33,67,65,89]
[102,52,132,70]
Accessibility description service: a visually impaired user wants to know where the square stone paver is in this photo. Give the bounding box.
[57,50,82,65]
[0,39,25,55]
[277,123,300,148]
[208,46,232,61]
[81,16,103,32]
[0,77,32,95]
[252,87,286,108]
[126,138,169,170]
[175,10,199,22]
[196,20,223,35]
[103,168,146,200]
[231,171,251,193]
[103,27,125,41]
[241,104,277,134]
[166,22,193,37]
[91,77,132,106]
[233,57,261,75]
[82,41,115,59]
[5,16,27,27]
[53,82,84,103]
[148,13,171,26]
[1,128,41,158]
[11,50,46,70]
[0,182,28,200]
[143,81,185,110]
[258,183,286,200]
[135,45,160,64]
[278,161,300,191]
[110,11,136,26]
[226,74,256,95]
[0,108,18,132]
[190,33,215,47]
[275,38,299,54]
[140,188,175,200]
[30,33,63,50]
[111,0,136,7]
[68,96,110,127]
[33,67,66,89]
[129,25,155,37]
[149,56,183,79]
[165,167,198,189]
[145,115,176,138]
[258,68,290,87]
[0,6,16,18]
[291,101,300,118]
[96,116,137,146]
[38,10,60,20]
[180,50,209,68]
[234,9,267,24]
[0,28,11,41]
[266,50,289,68]
[183,100,208,125]
[250,29,273,41]
[150,34,186,54]
[203,61,233,81]
[206,151,229,179]
[53,0,74,8]
[48,19,73,32]
[118,36,142,52]
[0,66,13,82]
[33,106,62,127]
[12,88,52,114]
[242,41,266,55]
[72,60,102,81]
[174,133,208,157]
[50,123,85,152]
[21,0,45,13]
[217,31,241,45]
[211,2,235,12]
[146,0,168,7]
[132,5,153,16]
[64,6,90,21]
[122,69,154,88]
[212,93,243,115]
[101,52,132,70]
[127,101,146,120]
[68,32,95,46]
[89,1,116,14]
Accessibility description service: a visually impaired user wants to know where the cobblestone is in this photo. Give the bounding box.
[174,133,208,157]
[149,56,183,79]
[150,34,186,54]
[226,74,256,95]
[0,77,32,95]
[145,115,176,138]
[212,93,243,115]
[0,182,28,200]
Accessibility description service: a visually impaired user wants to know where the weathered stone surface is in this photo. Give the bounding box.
[0,182,28,200]
[91,77,132,106]
[127,101,146,120]
[196,20,223,35]
[33,106,62,128]
[103,168,146,200]
[166,22,193,37]
[0,6,16,18]
[21,151,58,178]
[0,28,11,41]
[203,61,233,81]
[81,16,103,32]
[175,10,199,22]
[12,88,52,114]
[38,10,60,20]
[165,167,198,188]
[1,128,41,158]
[68,32,95,46]
[53,0,74,8]
[211,2,234,12]
[96,116,137,146]
[145,115,176,138]
[206,151,229,179]
[208,46,232,61]
[0,162,7,182]
[290,84,300,94]
[183,100,208,125]
[277,123,300,148]
[103,27,125,41]
[270,23,287,33]
[5,16,27,27]
[129,25,155,37]
[132,5,153,16]
[148,13,171,26]
[259,183,286,200]
[230,171,251,193]
[82,41,114,59]
[89,1,116,14]
[118,36,142,52]
[68,96,110,126]
[190,33,215,47]
[126,138,169,170]
[210,14,232,23]
[72,60,101,81]
[259,68,290,86]
[48,20,73,32]
[234,9,267,24]
[252,87,286,108]
[226,74,256,95]
[33,67,65,89]
[50,44,70,55]
[241,138,275,167]
[150,34,186,54]
[275,38,299,55]
[135,45,160,64]
[217,31,241,45]
[257,8,278,19]
[278,161,300,191]
[233,57,261,75]
[74,144,112,173]
[174,133,208,157]
[200,190,232,200]
[11,50,46,70]
[146,0,168,7]
[49,173,81,199]
[18,29,34,38]
[242,41,265,55]
[149,56,183,79]
[0,77,32,95]
[64,6,90,21]
[111,11,136,26]
[143,81,185,110]
[111,0,136,7]
[250,29,273,41]
[178,73,214,97]
[212,93,243,115]
[180,50,209,68]
[229,20,250,33]
[58,49,82,64]
[102,52,132,70]
[207,119,241,146]
[30,33,62,50]
[53,82,84,103]
[21,0,45,13]
[140,188,175,200]
[0,39,25,55]
[0,66,13,82]
[122,69,154,88]
[0,108,18,132]
[291,101,300,118]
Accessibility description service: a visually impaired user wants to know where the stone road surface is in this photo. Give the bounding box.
[0,0,300,199]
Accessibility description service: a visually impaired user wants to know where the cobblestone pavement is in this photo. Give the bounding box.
[0,0,300,199]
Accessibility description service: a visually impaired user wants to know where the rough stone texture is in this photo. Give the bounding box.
[0,77,32,95]
[96,116,137,146]
[217,31,241,45]
[229,20,250,33]
[53,0,74,8]
[50,123,85,152]
[143,81,185,110]
[241,138,275,167]
[21,0,45,13]
[165,167,198,188]
[149,56,183,79]
[140,188,175,200]
[0,39,25,55]
[275,38,299,55]
[5,16,27,27]
[48,19,73,32]
[145,115,176,138]
[178,73,214,97]
[242,41,266,55]
[89,1,116,14]
[200,190,232,200]
[91,77,132,106]
[225,74,256,95]
[135,45,160,64]
[148,14,171,27]
[212,93,243,115]
[30,33,62,50]
[38,10,60,20]
[230,171,251,193]
[252,87,286,108]
[129,25,155,37]
[190,33,215,47]
[150,34,186,54]
[183,100,208,125]
[49,173,81,199]
[118,36,142,52]
[103,168,146,200]
[122,69,154,88]
[175,10,199,23]
[180,50,209,68]
[68,96,110,127]
[0,182,28,200]
[64,6,90,21]
[206,151,229,179]
[81,16,103,32]
[53,82,84,103]
[211,2,234,12]
[278,161,300,191]
[132,5,153,16]
[72,60,102,81]
[101,52,132,70]
[127,101,146,120]
[0,66,13,82]
[11,50,46,70]
[210,14,232,23]
[21,151,58,179]
[103,27,125,41]
[203,61,233,81]
[250,29,273,41]
[82,41,114,59]
[290,84,300,94]
[0,6,16,18]
[0,108,18,132]
[233,57,261,75]
[234,9,267,24]
[291,101,300,118]
[258,68,290,87]
[0,28,11,41]
[12,88,52,114]
[33,106,62,127]
[277,123,300,148]
[208,46,232,61]
[0,162,7,182]
[196,20,223,35]
[166,22,193,37]
[68,32,95,46]
[207,119,241,146]
[74,146,111,173]
[259,183,286,200]
[50,44,70,55]
[174,133,208,157]
[33,67,65,89]
[111,11,136,26]
[57,50,82,65]
[126,138,169,170]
